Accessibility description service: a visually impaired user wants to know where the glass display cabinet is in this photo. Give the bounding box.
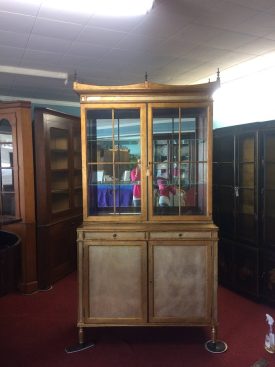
[213,120,275,305]
[34,108,82,289]
[0,101,37,294]
[68,77,227,354]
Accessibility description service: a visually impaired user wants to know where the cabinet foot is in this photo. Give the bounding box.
[204,340,228,353]
[205,326,227,353]
[65,341,95,354]
[65,327,95,353]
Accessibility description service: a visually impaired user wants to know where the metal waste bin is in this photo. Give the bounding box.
[0,230,21,296]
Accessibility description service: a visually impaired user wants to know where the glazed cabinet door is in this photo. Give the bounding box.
[148,104,211,221]
[213,133,235,238]
[149,241,214,324]
[236,132,258,245]
[0,112,20,221]
[262,129,275,248]
[83,241,147,324]
[82,104,147,222]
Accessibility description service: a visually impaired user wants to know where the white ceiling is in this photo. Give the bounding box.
[1,0,275,103]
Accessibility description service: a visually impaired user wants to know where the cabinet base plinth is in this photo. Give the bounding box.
[65,342,95,354]
[204,340,228,353]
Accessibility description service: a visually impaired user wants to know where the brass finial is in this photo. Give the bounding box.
[217,68,220,83]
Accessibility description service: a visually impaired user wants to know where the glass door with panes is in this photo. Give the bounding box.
[0,117,19,223]
[83,104,146,221]
[148,105,210,220]
[262,130,275,247]
[49,126,71,215]
[236,133,258,244]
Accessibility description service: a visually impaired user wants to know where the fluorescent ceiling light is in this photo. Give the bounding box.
[24,0,155,16]
[0,65,68,81]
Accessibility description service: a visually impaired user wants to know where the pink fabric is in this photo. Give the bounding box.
[157,178,176,198]
[130,167,141,198]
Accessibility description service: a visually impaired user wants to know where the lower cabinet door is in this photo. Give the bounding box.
[83,241,147,324]
[149,241,214,324]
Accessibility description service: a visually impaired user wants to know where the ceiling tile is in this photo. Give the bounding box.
[229,0,275,11]
[32,17,83,40]
[0,11,35,33]
[27,34,71,53]
[0,0,41,16]
[76,26,127,47]
[38,4,91,24]
[0,29,29,48]
[234,38,275,55]
[86,15,144,32]
[0,44,25,60]
[66,41,109,59]
[20,49,64,69]
[204,29,259,50]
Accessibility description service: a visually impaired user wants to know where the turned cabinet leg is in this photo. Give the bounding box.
[79,327,84,344]
[65,327,95,354]
[204,325,228,354]
[211,325,216,342]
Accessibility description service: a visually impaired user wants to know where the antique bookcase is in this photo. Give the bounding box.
[0,101,37,294]
[68,78,226,353]
[34,108,82,289]
[213,120,275,305]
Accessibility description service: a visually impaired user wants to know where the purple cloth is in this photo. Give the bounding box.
[90,184,133,208]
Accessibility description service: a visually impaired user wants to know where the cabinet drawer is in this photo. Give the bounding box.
[83,231,146,240]
[149,231,212,239]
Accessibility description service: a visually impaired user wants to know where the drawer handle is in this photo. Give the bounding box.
[113,233,117,238]
[178,233,183,237]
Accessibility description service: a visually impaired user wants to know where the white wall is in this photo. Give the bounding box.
[213,57,275,129]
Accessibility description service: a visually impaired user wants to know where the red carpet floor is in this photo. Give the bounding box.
[1,272,275,367]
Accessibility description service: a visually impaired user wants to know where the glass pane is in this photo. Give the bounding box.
[51,170,69,190]
[152,107,207,216]
[239,163,254,188]
[49,128,69,169]
[239,135,254,162]
[235,245,259,294]
[74,190,82,208]
[265,133,275,161]
[264,190,275,244]
[49,127,70,214]
[0,119,16,220]
[86,108,141,216]
[265,163,275,188]
[216,187,235,234]
[214,163,234,186]
[51,192,70,213]
[214,135,234,162]
[237,188,256,241]
[1,192,15,216]
[239,188,254,215]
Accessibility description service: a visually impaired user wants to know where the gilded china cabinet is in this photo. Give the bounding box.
[67,76,226,353]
